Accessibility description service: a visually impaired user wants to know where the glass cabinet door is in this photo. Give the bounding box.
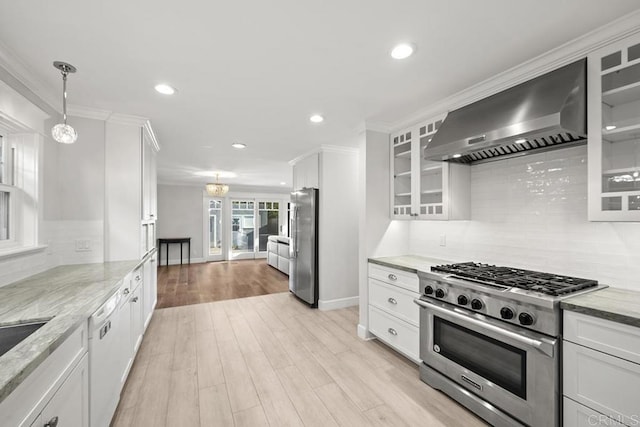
[418,118,446,219]
[589,33,640,220]
[391,129,413,218]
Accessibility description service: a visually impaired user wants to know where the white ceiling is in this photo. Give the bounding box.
[1,0,639,190]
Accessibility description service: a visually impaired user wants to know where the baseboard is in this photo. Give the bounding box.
[357,324,375,340]
[318,295,359,311]
[158,257,205,266]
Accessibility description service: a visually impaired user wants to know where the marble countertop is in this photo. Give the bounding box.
[0,260,143,403]
[561,287,640,328]
[368,254,453,274]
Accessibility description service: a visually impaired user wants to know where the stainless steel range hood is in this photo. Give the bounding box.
[424,59,586,164]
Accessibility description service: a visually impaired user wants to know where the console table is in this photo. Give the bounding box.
[158,237,191,266]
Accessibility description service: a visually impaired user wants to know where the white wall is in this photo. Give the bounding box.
[408,145,640,290]
[318,149,360,307]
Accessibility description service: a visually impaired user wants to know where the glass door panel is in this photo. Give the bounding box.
[257,201,279,253]
[231,200,255,258]
[208,199,223,260]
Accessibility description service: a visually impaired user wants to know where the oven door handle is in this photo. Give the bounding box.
[414,298,556,358]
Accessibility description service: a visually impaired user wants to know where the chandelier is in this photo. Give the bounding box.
[205,174,229,196]
[51,61,78,144]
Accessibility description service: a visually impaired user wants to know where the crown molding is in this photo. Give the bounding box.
[143,120,161,152]
[106,112,150,126]
[288,144,359,165]
[388,9,640,133]
[67,104,112,121]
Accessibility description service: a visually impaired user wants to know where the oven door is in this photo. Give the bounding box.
[415,298,559,427]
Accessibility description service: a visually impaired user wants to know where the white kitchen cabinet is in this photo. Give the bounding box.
[367,263,420,363]
[391,115,470,220]
[563,311,640,426]
[105,116,159,261]
[0,324,88,427]
[588,32,640,221]
[40,353,89,427]
[142,253,157,329]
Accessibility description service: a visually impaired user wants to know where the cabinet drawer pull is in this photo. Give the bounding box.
[123,288,130,295]
[388,274,397,281]
[44,416,59,427]
[388,328,398,336]
[387,297,397,305]
[132,296,139,303]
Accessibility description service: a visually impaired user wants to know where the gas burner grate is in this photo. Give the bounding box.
[432,262,598,296]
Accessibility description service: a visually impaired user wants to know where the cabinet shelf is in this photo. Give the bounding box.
[421,189,443,195]
[602,80,640,107]
[421,165,442,174]
[395,192,411,197]
[395,170,412,178]
[603,120,640,143]
[395,149,412,158]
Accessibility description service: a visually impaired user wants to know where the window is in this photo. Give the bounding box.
[258,201,279,251]
[0,136,13,242]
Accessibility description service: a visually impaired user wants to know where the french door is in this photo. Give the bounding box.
[205,199,224,261]
[205,197,285,261]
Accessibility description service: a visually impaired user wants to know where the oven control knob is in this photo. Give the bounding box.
[457,295,469,306]
[424,286,434,295]
[500,307,515,320]
[435,288,446,298]
[470,299,483,310]
[519,312,535,326]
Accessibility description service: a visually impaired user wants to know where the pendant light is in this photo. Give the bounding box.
[51,61,78,144]
[205,174,229,196]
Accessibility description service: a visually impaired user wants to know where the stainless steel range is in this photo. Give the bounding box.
[414,262,605,427]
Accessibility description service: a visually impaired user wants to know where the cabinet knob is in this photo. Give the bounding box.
[123,288,130,295]
[44,416,59,427]
[132,296,139,303]
[388,274,397,281]
[388,328,398,336]
[387,297,397,305]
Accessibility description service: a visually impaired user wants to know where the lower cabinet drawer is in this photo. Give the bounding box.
[268,252,278,268]
[563,397,625,427]
[563,341,640,425]
[369,305,419,363]
[369,278,419,326]
[278,257,289,275]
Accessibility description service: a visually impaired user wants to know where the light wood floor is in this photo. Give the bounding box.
[156,260,289,309]
[111,292,486,427]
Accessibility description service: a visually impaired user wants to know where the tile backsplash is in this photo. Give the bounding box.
[409,145,640,290]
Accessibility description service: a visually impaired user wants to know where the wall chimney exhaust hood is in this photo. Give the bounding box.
[424,59,586,164]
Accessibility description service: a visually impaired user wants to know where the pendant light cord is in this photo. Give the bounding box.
[61,69,68,125]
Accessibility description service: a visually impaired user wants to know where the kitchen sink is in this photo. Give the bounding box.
[0,321,47,358]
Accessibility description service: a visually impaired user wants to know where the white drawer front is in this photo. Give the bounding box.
[563,341,640,425]
[564,311,640,365]
[368,263,419,293]
[277,243,289,257]
[563,397,625,427]
[369,278,420,326]
[368,305,419,363]
[267,241,277,253]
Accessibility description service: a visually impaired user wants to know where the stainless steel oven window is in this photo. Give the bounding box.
[433,317,527,399]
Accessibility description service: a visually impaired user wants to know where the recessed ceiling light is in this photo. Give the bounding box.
[194,170,237,178]
[280,182,286,185]
[231,143,246,149]
[452,154,462,159]
[515,138,528,144]
[154,83,176,95]
[310,114,324,123]
[604,125,617,131]
[391,43,415,59]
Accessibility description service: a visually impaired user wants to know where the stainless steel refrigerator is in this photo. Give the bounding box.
[289,188,319,307]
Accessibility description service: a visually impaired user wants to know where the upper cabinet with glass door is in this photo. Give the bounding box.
[588,32,640,221]
[390,115,470,220]
[391,128,414,218]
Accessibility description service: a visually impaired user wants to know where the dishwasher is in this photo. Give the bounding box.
[89,287,122,427]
